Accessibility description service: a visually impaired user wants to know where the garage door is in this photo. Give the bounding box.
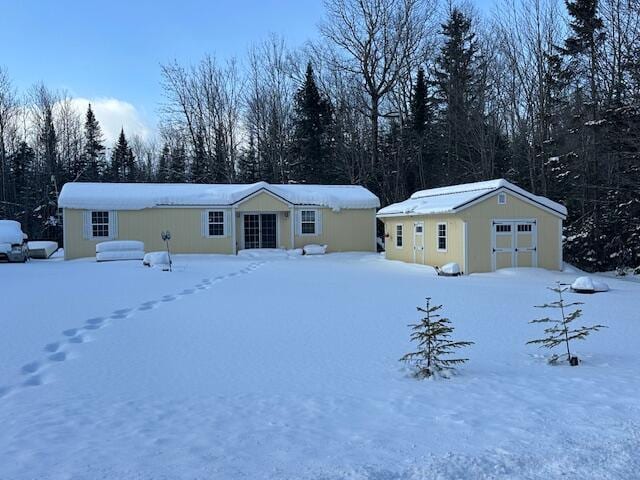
[492,220,537,270]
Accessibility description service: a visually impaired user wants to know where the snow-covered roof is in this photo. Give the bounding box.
[377,179,567,218]
[58,181,380,211]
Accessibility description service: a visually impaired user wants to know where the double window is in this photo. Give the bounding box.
[207,211,225,237]
[91,211,110,238]
[300,210,317,235]
[437,223,447,251]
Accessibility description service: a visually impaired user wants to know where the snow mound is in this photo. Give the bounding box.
[96,240,145,253]
[571,276,609,293]
[143,251,171,268]
[439,262,461,276]
[0,220,25,245]
[303,244,327,255]
[96,250,145,262]
[237,248,302,259]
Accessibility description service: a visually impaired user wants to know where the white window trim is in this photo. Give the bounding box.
[498,192,507,205]
[395,224,404,249]
[205,210,226,237]
[300,209,318,236]
[437,222,448,252]
[86,210,117,240]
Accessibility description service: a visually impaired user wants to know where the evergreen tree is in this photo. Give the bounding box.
[109,129,136,182]
[80,104,106,181]
[40,105,58,181]
[156,142,171,182]
[527,282,606,365]
[409,67,434,190]
[290,62,334,183]
[9,141,36,228]
[433,8,481,183]
[168,143,187,183]
[400,297,474,378]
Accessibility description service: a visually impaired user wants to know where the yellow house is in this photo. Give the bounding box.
[58,182,380,260]
[377,179,567,274]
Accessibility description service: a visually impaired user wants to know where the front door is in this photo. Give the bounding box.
[243,213,277,249]
[413,221,425,264]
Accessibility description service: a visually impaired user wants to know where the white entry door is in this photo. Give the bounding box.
[492,220,537,270]
[413,221,425,264]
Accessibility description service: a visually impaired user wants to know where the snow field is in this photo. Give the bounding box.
[0,253,638,479]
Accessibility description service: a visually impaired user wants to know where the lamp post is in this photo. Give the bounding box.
[161,230,172,272]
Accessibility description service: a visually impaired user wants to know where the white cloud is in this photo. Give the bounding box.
[69,97,152,145]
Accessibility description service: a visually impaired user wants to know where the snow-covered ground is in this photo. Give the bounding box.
[0,253,638,479]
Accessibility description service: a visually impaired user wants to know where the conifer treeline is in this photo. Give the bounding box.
[0,0,638,271]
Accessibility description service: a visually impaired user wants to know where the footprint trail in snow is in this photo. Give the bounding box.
[0,261,265,399]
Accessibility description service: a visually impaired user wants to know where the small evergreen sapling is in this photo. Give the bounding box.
[527,282,606,365]
[400,297,474,379]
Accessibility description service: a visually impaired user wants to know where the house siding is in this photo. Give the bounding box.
[64,202,377,259]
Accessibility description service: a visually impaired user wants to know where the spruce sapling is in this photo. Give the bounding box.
[400,297,474,379]
[527,282,606,365]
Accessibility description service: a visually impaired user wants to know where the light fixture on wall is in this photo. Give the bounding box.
[284,211,289,218]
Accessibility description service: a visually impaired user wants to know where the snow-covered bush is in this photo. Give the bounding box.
[143,251,171,269]
[527,282,607,366]
[571,276,609,293]
[400,297,474,379]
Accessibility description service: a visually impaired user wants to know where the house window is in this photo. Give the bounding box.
[395,224,403,248]
[208,211,225,236]
[498,193,507,205]
[437,223,447,251]
[518,224,532,232]
[496,224,512,233]
[301,210,316,235]
[91,211,110,238]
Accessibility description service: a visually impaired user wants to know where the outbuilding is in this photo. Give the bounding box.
[377,179,567,273]
[58,181,380,260]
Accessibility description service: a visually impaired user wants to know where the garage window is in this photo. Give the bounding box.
[395,224,403,248]
[496,224,511,233]
[437,223,447,251]
[301,210,316,235]
[498,193,507,205]
[517,224,532,232]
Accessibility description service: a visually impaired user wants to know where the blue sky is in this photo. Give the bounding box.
[1,0,491,142]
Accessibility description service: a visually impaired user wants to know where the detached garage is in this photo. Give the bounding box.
[377,179,567,274]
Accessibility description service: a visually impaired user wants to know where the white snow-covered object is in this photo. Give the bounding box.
[27,241,58,259]
[96,250,145,262]
[571,276,609,293]
[143,251,170,268]
[58,181,380,211]
[96,240,145,253]
[303,244,327,255]
[0,220,25,245]
[438,262,461,276]
[237,248,303,259]
[0,242,11,254]
[377,179,567,217]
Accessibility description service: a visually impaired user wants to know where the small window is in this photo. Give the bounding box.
[91,211,110,238]
[517,224,532,232]
[395,225,403,248]
[301,210,316,235]
[437,223,447,251]
[208,211,225,236]
[496,224,512,233]
[498,193,507,205]
[415,224,423,234]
